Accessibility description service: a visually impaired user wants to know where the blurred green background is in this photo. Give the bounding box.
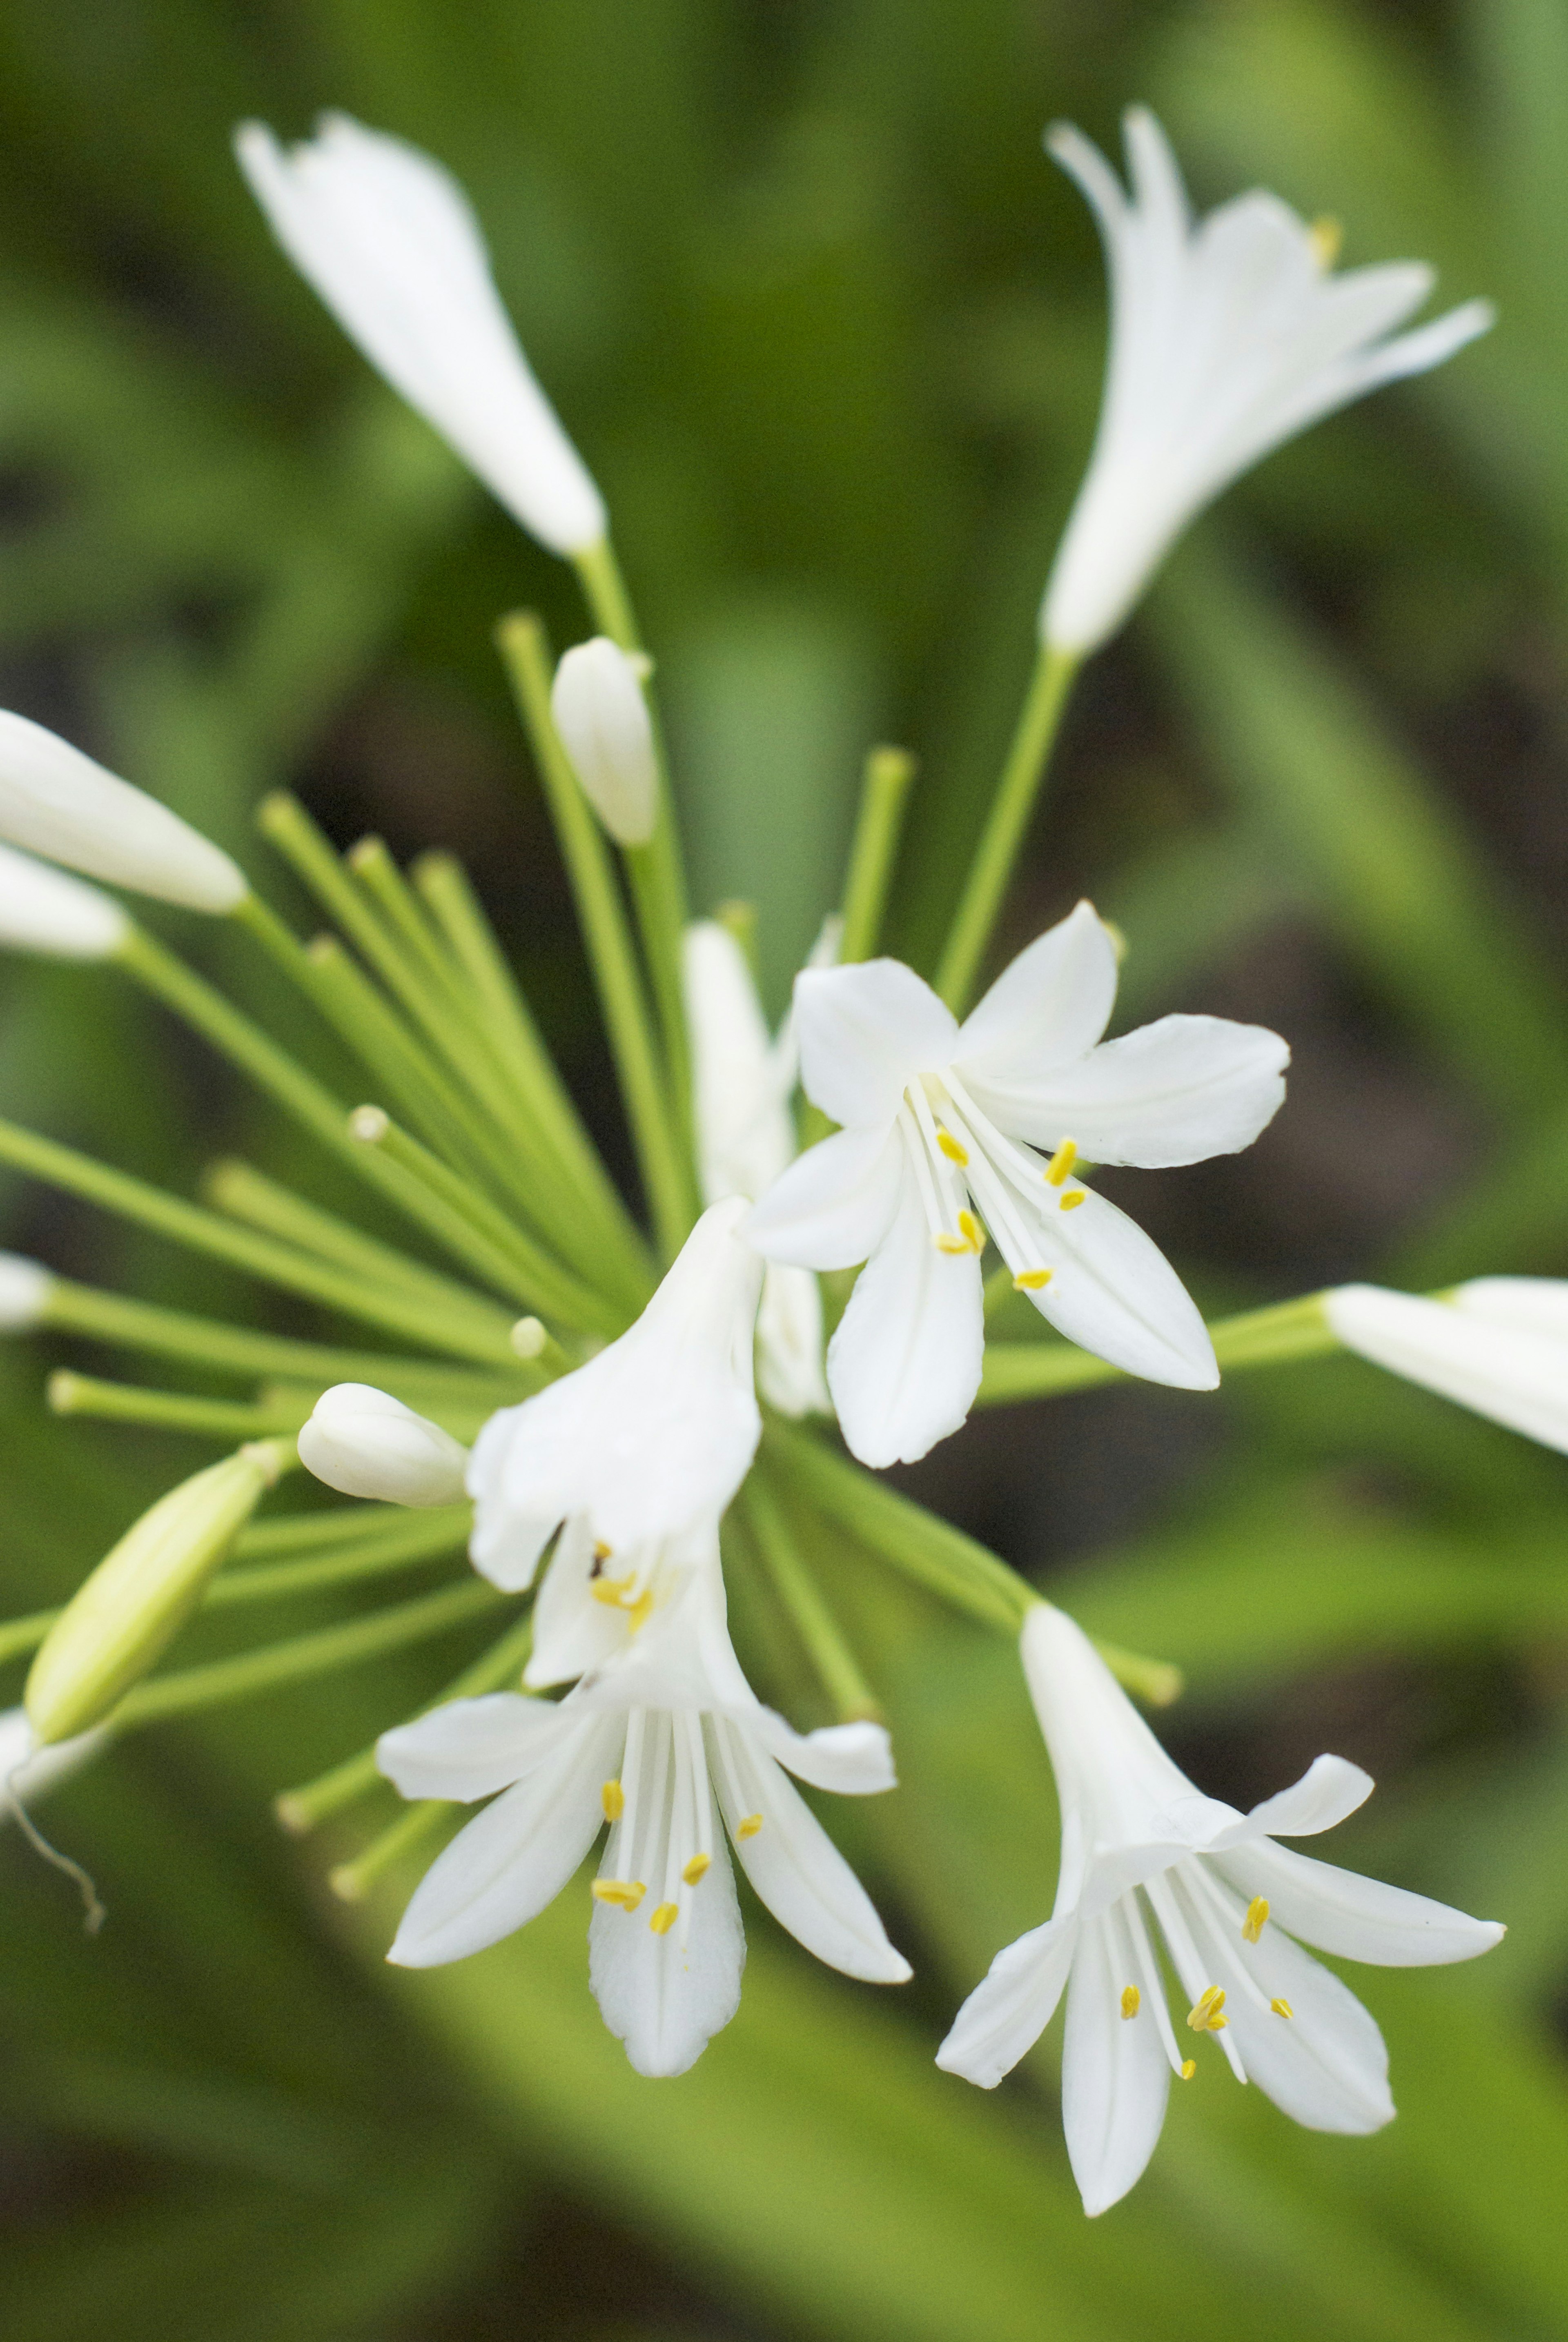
[2,0,1567,2333]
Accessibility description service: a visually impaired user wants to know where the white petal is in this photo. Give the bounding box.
[588,1826,746,2076]
[523,1516,630,1689]
[826,1171,985,1466]
[755,1263,830,1416]
[954,902,1119,1084]
[0,710,245,913]
[746,1711,898,1796]
[1324,1284,1568,1454]
[793,959,958,1129]
[551,639,657,845]
[1062,1910,1171,2215]
[385,1712,617,1966]
[298,1383,470,1507]
[746,1124,903,1271]
[1216,1840,1505,1968]
[936,1913,1078,2088]
[710,1719,910,1983]
[684,920,797,1206]
[0,842,129,959]
[236,116,605,555]
[966,1014,1287,1167]
[376,1691,570,1801]
[1454,1276,1568,1341]
[1221,1753,1374,1843]
[1022,1184,1218,1390]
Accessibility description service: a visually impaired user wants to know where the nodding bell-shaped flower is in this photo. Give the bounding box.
[1041,107,1494,657]
[937,1605,1503,2217]
[551,638,658,847]
[236,113,606,559]
[0,711,246,913]
[378,1528,909,2076]
[1325,1278,1568,1454]
[684,919,830,1417]
[747,900,1287,1467]
[0,842,130,960]
[298,1384,471,1507]
[466,1198,764,1593]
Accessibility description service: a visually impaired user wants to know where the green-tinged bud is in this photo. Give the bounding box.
[550,637,658,845]
[25,1440,287,1743]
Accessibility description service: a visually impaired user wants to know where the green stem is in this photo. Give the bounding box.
[572,538,641,651]
[329,1799,450,1902]
[934,644,1079,1013]
[0,1115,515,1368]
[977,1292,1336,1406]
[110,1578,510,1730]
[47,1371,312,1440]
[741,1473,882,1723]
[839,747,917,964]
[497,611,697,1258]
[274,1610,535,1834]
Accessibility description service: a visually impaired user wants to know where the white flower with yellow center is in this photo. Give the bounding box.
[747,900,1287,1465]
[1042,107,1493,657]
[937,1605,1503,2216]
[379,1529,909,2076]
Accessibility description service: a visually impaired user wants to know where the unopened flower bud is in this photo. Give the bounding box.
[550,638,658,846]
[26,1441,285,1743]
[298,1384,470,1507]
[0,842,130,959]
[0,1250,54,1329]
[0,710,247,913]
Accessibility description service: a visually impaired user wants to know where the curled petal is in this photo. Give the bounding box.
[377,1691,570,1802]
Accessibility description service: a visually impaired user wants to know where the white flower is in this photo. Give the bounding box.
[747,900,1287,1466]
[683,919,829,1416]
[0,711,245,913]
[0,1250,55,1330]
[236,113,606,558]
[1041,107,1494,656]
[937,1605,1503,2217]
[1325,1278,1568,1453]
[0,842,129,959]
[298,1384,471,1507]
[551,639,658,846]
[378,1529,909,2075]
[466,1198,763,1591]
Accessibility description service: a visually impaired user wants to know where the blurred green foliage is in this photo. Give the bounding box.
[0,0,1566,2335]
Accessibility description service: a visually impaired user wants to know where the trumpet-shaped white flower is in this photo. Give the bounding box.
[747,901,1287,1466]
[938,1605,1503,2216]
[1042,107,1494,656]
[298,1383,471,1507]
[466,1198,763,1592]
[0,842,129,959]
[236,114,606,558]
[1325,1278,1568,1454]
[0,711,246,913]
[379,1528,909,2075]
[552,639,658,846]
[684,919,829,1417]
[0,1250,54,1329]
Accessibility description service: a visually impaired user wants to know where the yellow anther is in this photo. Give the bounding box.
[591,1878,646,1912]
[1186,1986,1228,2033]
[590,1572,630,1607]
[736,1813,763,1840]
[1013,1268,1053,1291]
[937,1129,969,1166]
[1309,214,1342,269]
[1120,1986,1140,2020]
[1180,2059,1196,2080]
[935,1234,969,1254]
[1045,1138,1078,1187]
[589,1572,655,1634]
[1059,1190,1086,1212]
[958,1209,985,1253]
[601,1779,625,1822]
[626,1589,655,1635]
[1271,1997,1294,2020]
[682,1852,711,1886]
[593,1541,612,1563]
[649,1900,679,1935]
[1242,1896,1270,1944]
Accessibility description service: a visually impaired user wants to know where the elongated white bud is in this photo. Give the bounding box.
[0,712,246,913]
[236,114,606,557]
[26,1441,285,1743]
[298,1384,470,1507]
[550,638,658,846]
[0,841,130,958]
[0,1705,106,1810]
[0,1250,54,1328]
[1324,1282,1568,1454]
